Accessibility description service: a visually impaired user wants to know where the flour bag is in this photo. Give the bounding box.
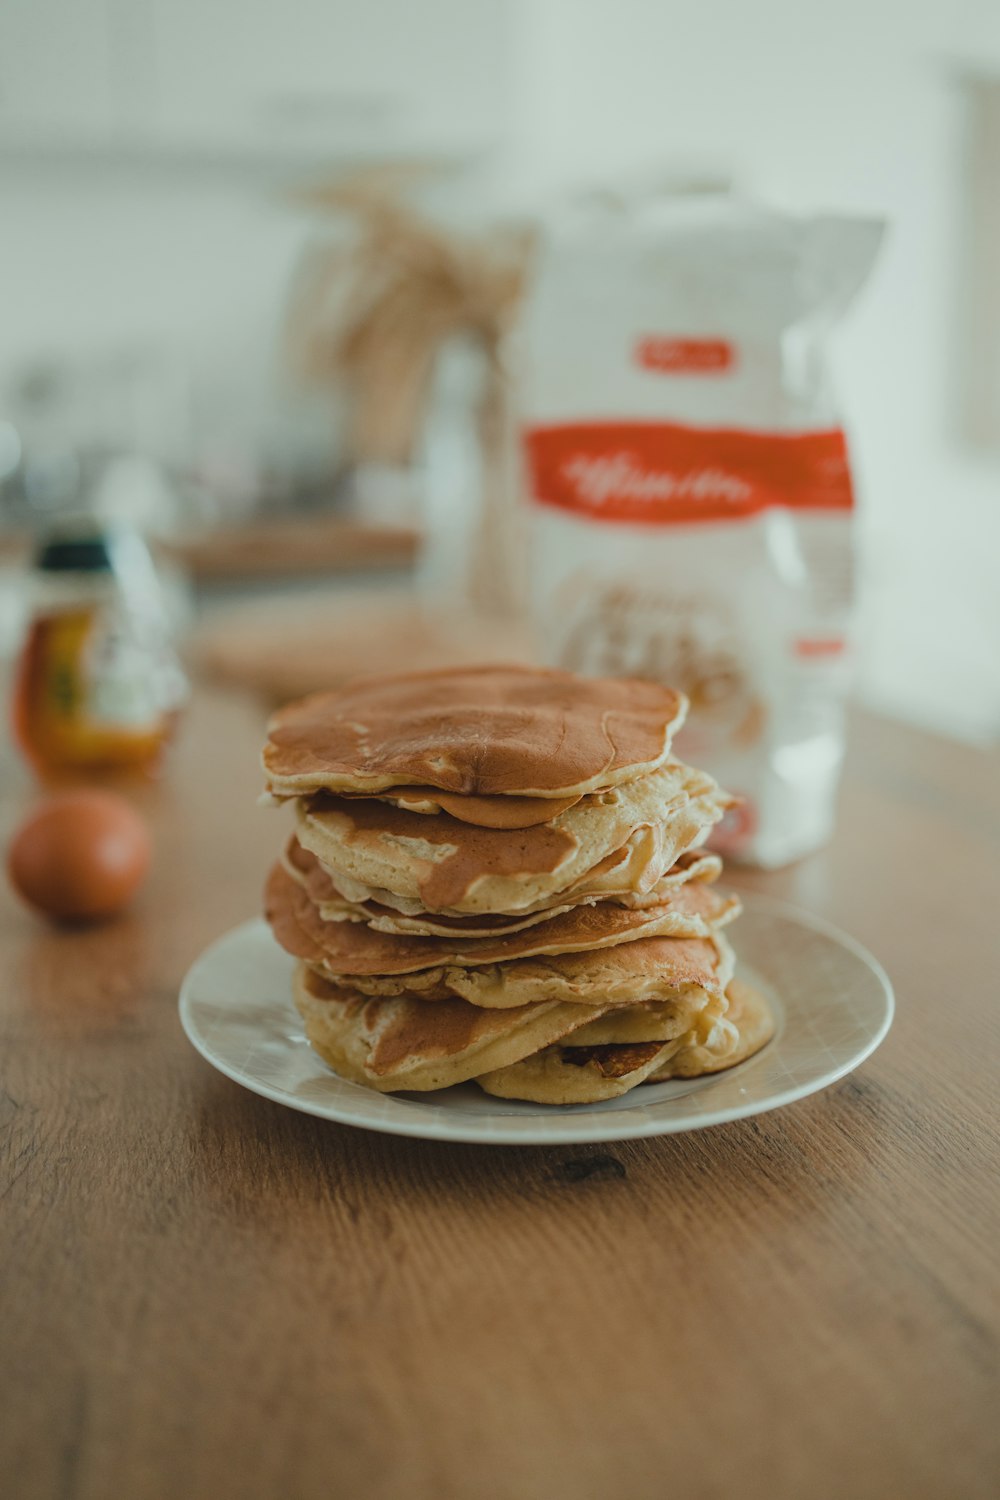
[520,197,882,866]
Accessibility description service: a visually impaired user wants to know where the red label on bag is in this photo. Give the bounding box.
[524,422,854,526]
[793,636,847,658]
[636,337,734,374]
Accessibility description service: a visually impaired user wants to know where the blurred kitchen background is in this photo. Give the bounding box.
[2,0,999,741]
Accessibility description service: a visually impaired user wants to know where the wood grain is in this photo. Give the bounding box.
[1,688,998,1500]
[160,516,419,580]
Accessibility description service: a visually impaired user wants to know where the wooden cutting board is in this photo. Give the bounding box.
[161,516,419,580]
[1,518,420,582]
[191,589,535,705]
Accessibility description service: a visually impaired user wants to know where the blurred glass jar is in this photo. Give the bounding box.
[417,334,524,621]
[12,518,187,778]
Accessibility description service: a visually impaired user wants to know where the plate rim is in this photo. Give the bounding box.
[178,893,895,1146]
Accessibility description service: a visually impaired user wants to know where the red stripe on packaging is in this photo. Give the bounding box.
[524,422,855,526]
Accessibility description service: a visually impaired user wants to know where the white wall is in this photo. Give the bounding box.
[0,161,319,508]
[0,0,514,495]
[0,163,297,373]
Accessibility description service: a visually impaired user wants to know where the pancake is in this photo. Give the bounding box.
[261,662,756,1108]
[291,963,605,1092]
[282,834,723,937]
[262,664,687,799]
[335,930,733,1010]
[293,967,771,1102]
[476,1038,680,1104]
[649,978,775,1079]
[561,985,734,1048]
[294,761,728,915]
[305,822,718,921]
[266,855,740,976]
[341,786,586,828]
[474,971,761,1105]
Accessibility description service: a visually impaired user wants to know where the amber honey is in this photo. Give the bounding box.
[11,521,185,779]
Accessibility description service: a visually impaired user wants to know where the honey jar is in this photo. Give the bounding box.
[12,519,186,777]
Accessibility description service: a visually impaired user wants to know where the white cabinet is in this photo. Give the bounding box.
[151,0,510,155]
[0,0,116,138]
[0,0,512,162]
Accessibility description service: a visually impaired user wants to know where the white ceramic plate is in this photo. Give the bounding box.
[179,895,893,1146]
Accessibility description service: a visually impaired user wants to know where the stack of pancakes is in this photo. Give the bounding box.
[261,665,774,1105]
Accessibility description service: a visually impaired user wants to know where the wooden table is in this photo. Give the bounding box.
[2,687,998,1500]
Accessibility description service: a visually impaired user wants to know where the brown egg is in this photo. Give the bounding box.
[7,790,151,922]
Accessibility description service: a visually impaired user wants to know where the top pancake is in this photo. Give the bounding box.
[262,664,687,799]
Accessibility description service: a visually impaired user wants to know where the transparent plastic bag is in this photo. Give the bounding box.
[521,197,882,866]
